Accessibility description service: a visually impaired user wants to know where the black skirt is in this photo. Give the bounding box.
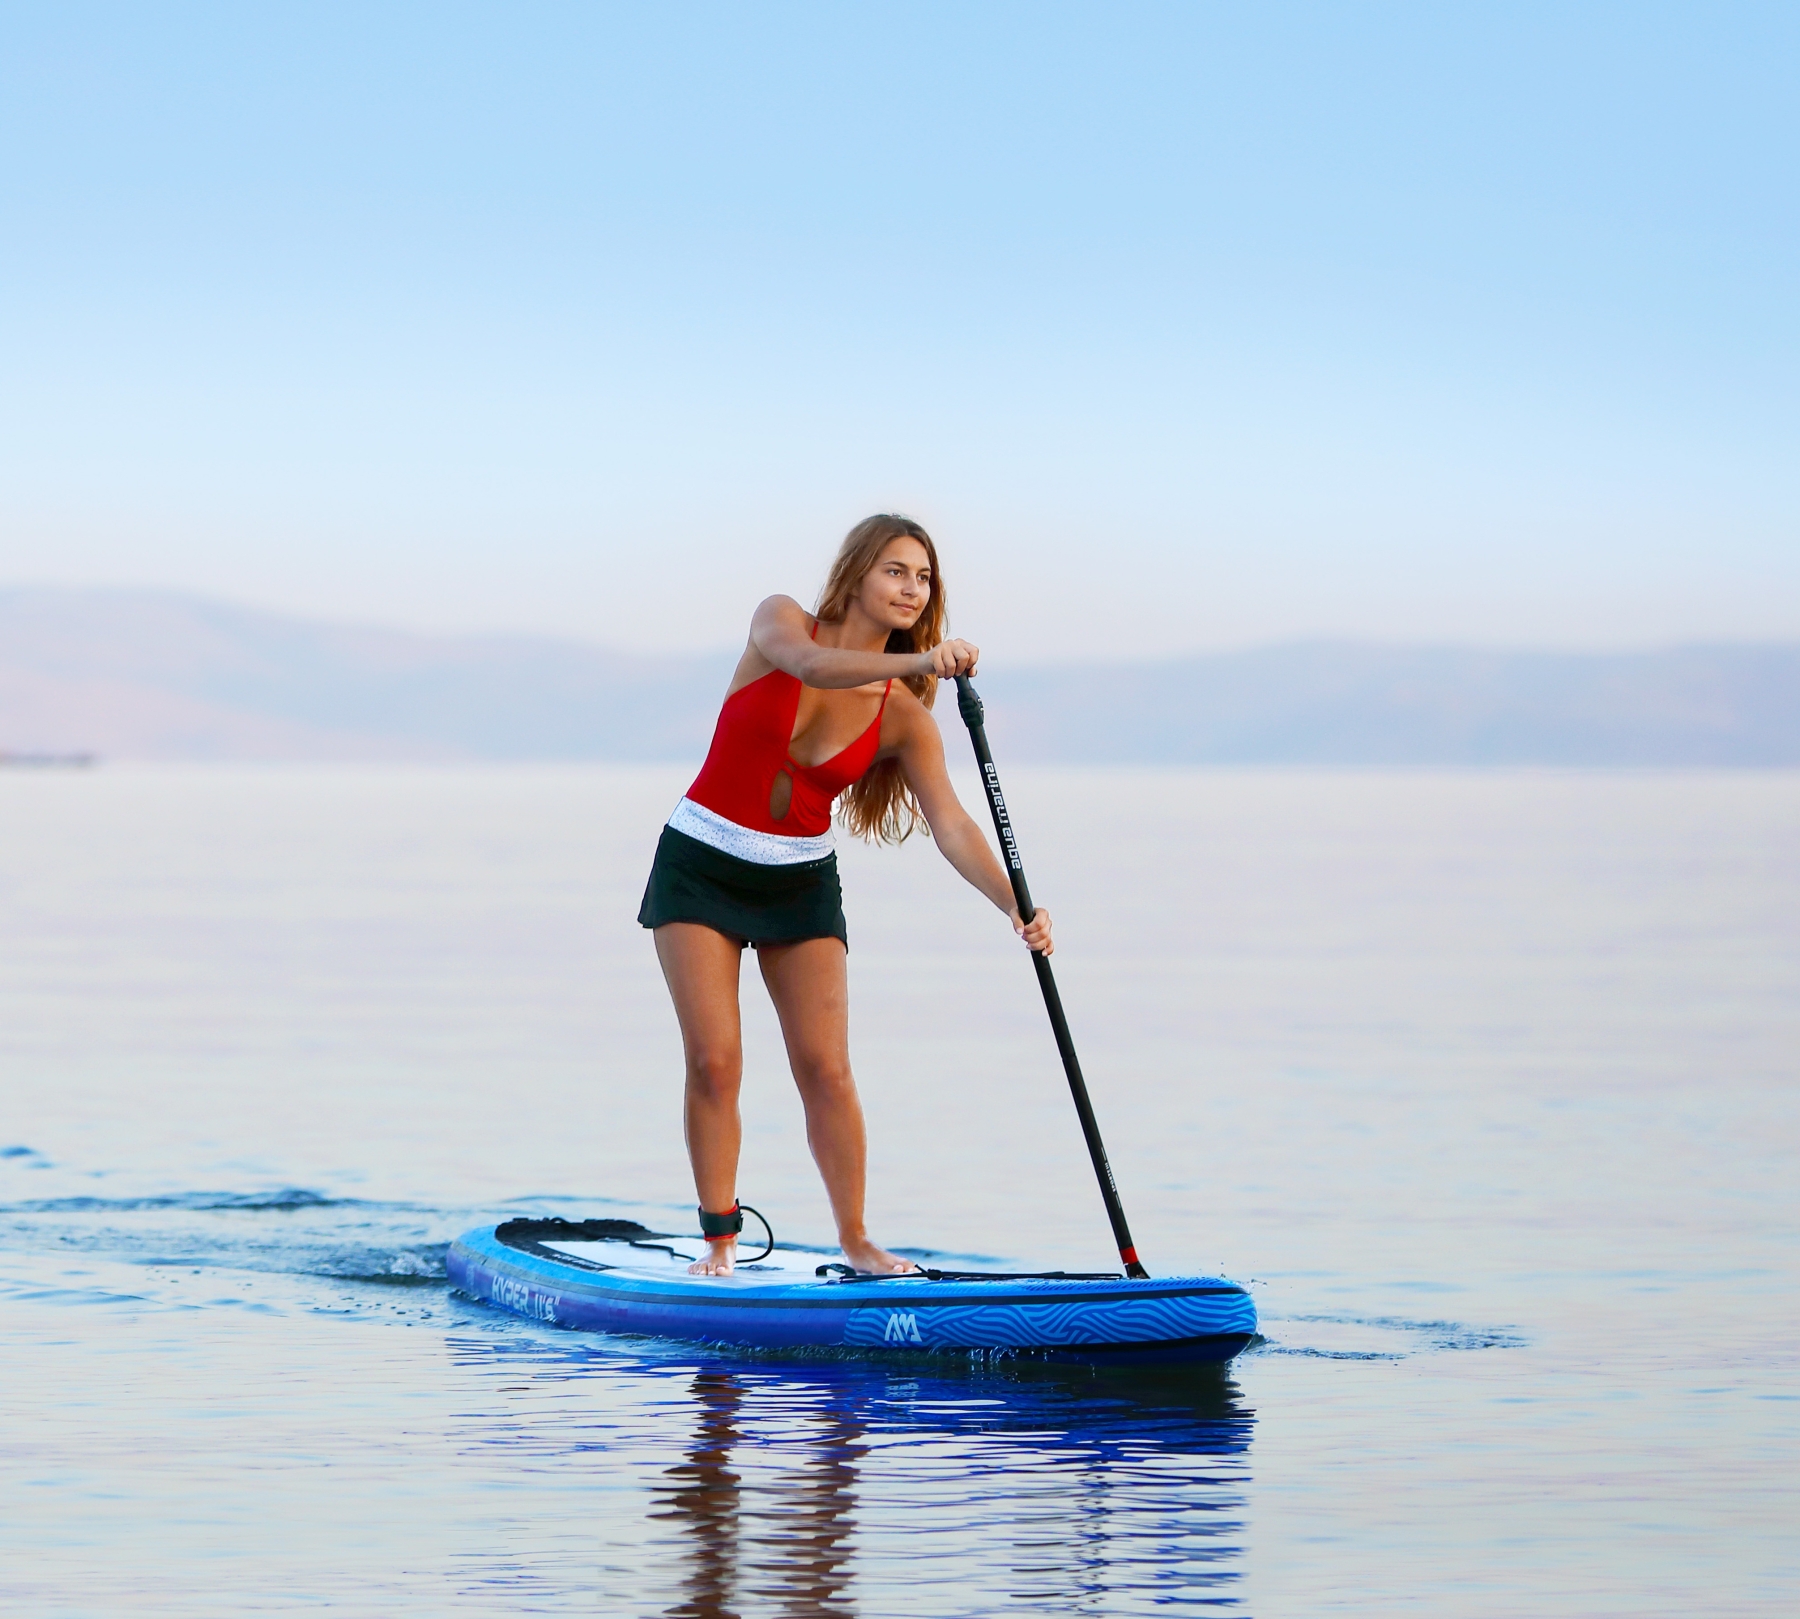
[637,824,847,949]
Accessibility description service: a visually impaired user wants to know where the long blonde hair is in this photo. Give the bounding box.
[815,514,945,845]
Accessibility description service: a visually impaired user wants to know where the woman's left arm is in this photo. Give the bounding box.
[896,697,1054,955]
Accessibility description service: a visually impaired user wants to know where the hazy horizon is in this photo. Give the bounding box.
[9,580,1800,663]
[5,584,1794,765]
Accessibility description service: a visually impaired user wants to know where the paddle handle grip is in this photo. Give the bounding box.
[953,675,1149,1279]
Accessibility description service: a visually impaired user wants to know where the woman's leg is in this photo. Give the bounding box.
[654,922,748,1275]
[757,937,915,1275]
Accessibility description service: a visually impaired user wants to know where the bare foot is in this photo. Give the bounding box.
[688,1237,736,1276]
[840,1235,919,1275]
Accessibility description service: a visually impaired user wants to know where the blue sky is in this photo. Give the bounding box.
[1,2,1794,658]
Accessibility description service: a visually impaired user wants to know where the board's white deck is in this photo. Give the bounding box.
[542,1238,845,1286]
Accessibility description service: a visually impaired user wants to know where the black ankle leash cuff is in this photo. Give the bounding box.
[698,1203,744,1239]
[697,1201,774,1263]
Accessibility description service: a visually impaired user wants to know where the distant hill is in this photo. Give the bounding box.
[977,641,1800,767]
[0,588,733,761]
[1,587,1795,765]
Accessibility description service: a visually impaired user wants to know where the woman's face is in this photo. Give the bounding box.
[854,537,932,631]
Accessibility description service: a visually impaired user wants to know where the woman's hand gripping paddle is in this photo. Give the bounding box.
[953,675,1150,1279]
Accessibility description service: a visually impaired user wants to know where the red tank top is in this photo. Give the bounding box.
[686,649,893,838]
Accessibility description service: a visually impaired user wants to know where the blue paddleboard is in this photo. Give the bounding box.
[448,1218,1256,1364]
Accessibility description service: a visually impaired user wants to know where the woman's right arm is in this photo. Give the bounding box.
[747,596,978,689]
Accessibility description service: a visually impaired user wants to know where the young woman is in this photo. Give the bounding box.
[638,514,1054,1275]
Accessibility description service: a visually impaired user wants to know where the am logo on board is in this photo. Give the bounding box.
[883,1311,924,1344]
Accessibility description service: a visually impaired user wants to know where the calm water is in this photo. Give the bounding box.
[2,763,1795,1615]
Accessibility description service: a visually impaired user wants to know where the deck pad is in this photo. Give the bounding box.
[539,1237,845,1281]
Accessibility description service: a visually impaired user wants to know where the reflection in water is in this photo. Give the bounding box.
[655,1371,749,1618]
[757,1393,862,1619]
[653,1369,863,1619]
[451,1336,1254,1615]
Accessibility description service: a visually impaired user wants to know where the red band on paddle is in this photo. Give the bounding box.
[1119,1246,1139,1266]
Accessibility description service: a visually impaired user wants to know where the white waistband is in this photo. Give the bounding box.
[667,797,837,866]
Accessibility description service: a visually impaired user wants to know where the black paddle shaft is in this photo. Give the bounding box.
[953,675,1149,1279]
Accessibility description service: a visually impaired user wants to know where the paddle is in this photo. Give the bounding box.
[952,675,1149,1279]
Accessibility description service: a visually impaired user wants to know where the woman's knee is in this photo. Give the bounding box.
[685,1044,742,1104]
[793,1055,855,1102]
